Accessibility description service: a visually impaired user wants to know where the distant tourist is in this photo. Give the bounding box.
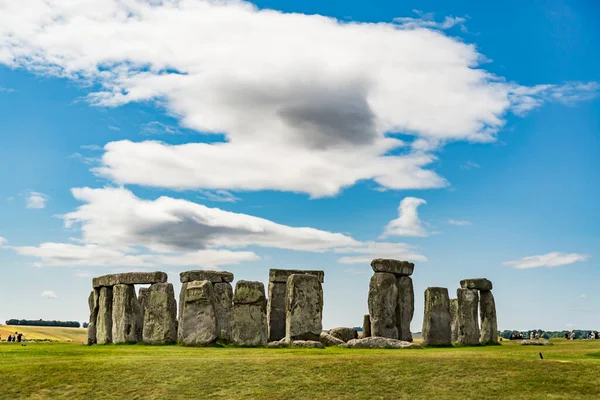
[535,332,540,339]
[17,333,23,343]
[7,335,12,342]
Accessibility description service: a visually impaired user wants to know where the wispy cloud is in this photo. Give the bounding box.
[80,144,102,151]
[141,121,180,135]
[26,191,49,209]
[448,219,472,226]
[198,190,241,203]
[69,152,98,165]
[503,252,591,269]
[0,87,15,93]
[108,125,120,131]
[394,10,468,31]
[40,290,58,299]
[0,236,7,246]
[74,270,93,278]
[381,197,428,237]
[461,161,480,170]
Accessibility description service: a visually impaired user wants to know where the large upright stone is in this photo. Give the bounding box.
[368,272,398,339]
[422,287,451,346]
[93,271,167,288]
[457,288,480,345]
[269,269,324,283]
[460,278,493,291]
[231,281,267,346]
[87,289,99,345]
[450,298,459,343]
[371,259,414,276]
[213,282,233,341]
[362,314,371,338]
[479,290,498,345]
[180,270,234,284]
[396,276,414,342]
[178,280,218,346]
[138,287,149,313]
[285,274,323,341]
[143,283,177,344]
[112,284,143,344]
[96,286,113,344]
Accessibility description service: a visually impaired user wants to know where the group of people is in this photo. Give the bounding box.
[2,332,23,343]
[563,331,599,340]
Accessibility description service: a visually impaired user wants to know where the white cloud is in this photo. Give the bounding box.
[393,10,467,31]
[40,290,57,299]
[0,1,595,197]
[448,219,472,226]
[0,236,7,246]
[503,252,591,269]
[26,191,48,209]
[381,197,428,237]
[335,241,428,264]
[0,87,15,93]
[108,125,120,131]
[461,161,480,170]
[141,121,180,135]
[198,189,241,203]
[69,152,98,165]
[80,145,102,151]
[74,270,93,278]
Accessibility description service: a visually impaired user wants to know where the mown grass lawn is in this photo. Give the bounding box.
[1,339,599,399]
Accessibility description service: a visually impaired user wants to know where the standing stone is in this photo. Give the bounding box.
[138,287,149,313]
[362,314,371,338]
[457,288,480,345]
[87,289,99,345]
[368,272,398,339]
[112,284,143,344]
[396,276,414,342]
[143,283,177,344]
[286,274,323,341]
[329,327,358,342]
[450,298,459,343]
[480,290,498,345]
[231,281,267,346]
[213,282,233,341]
[96,286,113,344]
[422,287,451,346]
[178,280,218,346]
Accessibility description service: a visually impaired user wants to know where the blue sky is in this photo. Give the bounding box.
[0,0,598,332]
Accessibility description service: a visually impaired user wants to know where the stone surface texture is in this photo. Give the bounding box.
[395,276,414,342]
[285,274,323,341]
[368,272,398,339]
[93,272,167,288]
[291,340,324,348]
[320,331,345,346]
[344,337,422,349]
[231,281,267,347]
[178,280,218,346]
[143,283,177,344]
[521,340,553,346]
[96,286,113,344]
[180,270,234,284]
[460,278,493,291]
[479,290,499,345]
[370,259,414,276]
[267,281,287,342]
[422,287,452,346]
[457,288,480,345]
[362,314,371,338]
[233,280,266,304]
[450,298,459,343]
[87,289,99,345]
[329,327,358,343]
[112,284,143,344]
[269,269,324,283]
[213,282,233,341]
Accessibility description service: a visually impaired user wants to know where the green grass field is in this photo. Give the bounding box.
[1,339,600,399]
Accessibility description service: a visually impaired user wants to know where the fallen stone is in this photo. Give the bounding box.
[286,274,323,341]
[231,281,267,347]
[93,271,167,288]
[233,280,266,304]
[213,282,233,341]
[521,340,553,346]
[87,289,99,345]
[178,280,218,346]
[143,283,177,345]
[368,272,398,339]
[362,314,371,338]
[396,276,414,342]
[479,290,499,345]
[460,278,493,291]
[450,298,459,343]
[457,288,480,346]
[345,337,422,349]
[112,284,143,344]
[291,340,324,349]
[267,281,287,342]
[180,270,234,284]
[422,287,452,346]
[267,338,289,348]
[329,327,358,343]
[371,259,414,276]
[269,269,325,283]
[320,332,345,346]
[96,286,113,344]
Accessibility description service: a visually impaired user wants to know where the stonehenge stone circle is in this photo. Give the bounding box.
[479,290,498,345]
[267,269,324,342]
[460,278,493,292]
[143,283,177,344]
[96,286,113,344]
[286,274,323,341]
[112,284,143,344]
[368,272,398,339]
[450,298,459,343]
[329,327,358,343]
[87,289,99,345]
[178,280,218,346]
[93,272,167,288]
[231,280,268,346]
[396,276,414,342]
[362,314,371,338]
[456,288,480,345]
[422,287,452,346]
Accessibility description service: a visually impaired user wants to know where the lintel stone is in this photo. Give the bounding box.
[269,269,324,283]
[93,272,167,288]
[460,278,493,291]
[180,270,234,283]
[371,259,414,276]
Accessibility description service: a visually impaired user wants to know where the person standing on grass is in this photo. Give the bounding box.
[17,333,23,343]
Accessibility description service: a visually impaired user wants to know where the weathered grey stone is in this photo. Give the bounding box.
[368,272,398,339]
[87,289,99,346]
[233,280,266,304]
[178,280,218,346]
[291,340,324,349]
[362,314,371,338]
[143,283,177,344]
[457,288,480,345]
[96,286,113,344]
[266,338,289,348]
[329,327,358,343]
[138,287,149,314]
[286,274,323,341]
[112,284,143,344]
[231,281,267,347]
[345,337,422,349]
[450,298,459,343]
[269,269,325,283]
[320,331,345,346]
[213,282,233,341]
[371,259,414,276]
[178,282,188,327]
[460,278,493,291]
[422,287,452,346]
[267,281,287,341]
[93,271,167,288]
[396,276,414,342]
[180,270,234,284]
[479,290,499,345]
[521,340,552,346]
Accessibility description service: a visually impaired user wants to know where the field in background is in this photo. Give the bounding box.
[0,325,87,343]
[1,339,600,399]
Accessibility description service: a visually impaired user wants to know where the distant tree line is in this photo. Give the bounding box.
[5,319,81,328]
